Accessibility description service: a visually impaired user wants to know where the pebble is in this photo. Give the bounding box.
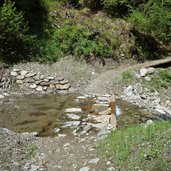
[65,108,82,113]
[140,68,148,77]
[66,114,81,120]
[88,158,100,164]
[11,71,18,76]
[107,167,115,171]
[0,95,5,99]
[36,86,43,92]
[79,166,90,171]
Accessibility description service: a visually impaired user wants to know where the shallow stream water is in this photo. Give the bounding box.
[0,94,152,136]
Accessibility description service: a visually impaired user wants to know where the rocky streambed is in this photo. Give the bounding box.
[0,93,157,171]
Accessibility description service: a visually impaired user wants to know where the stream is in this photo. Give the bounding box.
[0,94,153,136]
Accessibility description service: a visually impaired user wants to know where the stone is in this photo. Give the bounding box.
[30,84,37,89]
[123,85,133,96]
[24,78,35,83]
[79,167,90,171]
[11,71,18,76]
[135,73,141,79]
[40,75,45,80]
[76,96,87,100]
[107,167,115,171]
[40,82,50,86]
[35,80,42,85]
[25,72,36,78]
[43,86,48,91]
[49,84,55,89]
[140,68,148,77]
[60,80,69,85]
[3,93,9,96]
[134,83,143,94]
[146,119,154,126]
[62,121,81,128]
[13,68,21,72]
[20,70,28,76]
[99,108,111,115]
[97,126,111,137]
[59,84,70,90]
[65,108,82,113]
[145,76,151,81]
[33,75,40,81]
[0,95,5,99]
[47,76,54,80]
[81,124,93,134]
[97,96,109,102]
[53,128,60,133]
[147,67,156,74]
[43,79,49,82]
[92,115,111,129]
[66,114,81,120]
[88,158,100,164]
[57,77,64,81]
[36,86,43,92]
[46,88,53,93]
[57,90,68,94]
[16,75,25,80]
[116,106,122,117]
[16,80,23,84]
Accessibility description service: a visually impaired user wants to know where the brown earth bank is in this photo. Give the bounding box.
[0,57,171,171]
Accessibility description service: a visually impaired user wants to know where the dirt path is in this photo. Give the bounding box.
[83,57,171,95]
[36,134,108,171]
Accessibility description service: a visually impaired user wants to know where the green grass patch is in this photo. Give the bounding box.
[98,121,171,170]
[147,69,171,92]
[121,71,134,84]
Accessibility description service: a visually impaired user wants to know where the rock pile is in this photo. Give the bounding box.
[11,68,71,93]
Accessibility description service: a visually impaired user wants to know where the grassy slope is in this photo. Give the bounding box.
[98,121,171,170]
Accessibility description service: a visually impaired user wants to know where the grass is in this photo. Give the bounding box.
[25,143,37,158]
[98,121,171,171]
[121,71,134,84]
[147,69,171,92]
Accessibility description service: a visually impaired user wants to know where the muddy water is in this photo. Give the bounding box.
[0,94,152,136]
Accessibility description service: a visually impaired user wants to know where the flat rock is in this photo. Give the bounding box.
[147,67,156,74]
[13,68,21,72]
[40,81,50,86]
[99,108,111,115]
[40,75,45,80]
[123,85,133,96]
[20,70,28,76]
[16,75,25,80]
[65,108,82,113]
[30,84,37,89]
[36,86,43,92]
[76,96,87,100]
[24,78,35,83]
[88,158,100,164]
[16,80,23,84]
[11,71,18,76]
[79,167,90,171]
[60,80,69,85]
[66,114,81,120]
[47,76,54,80]
[140,68,148,77]
[25,73,36,78]
[0,95,5,99]
[62,121,81,128]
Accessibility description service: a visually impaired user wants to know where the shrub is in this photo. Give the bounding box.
[129,0,171,43]
[0,0,34,63]
[83,0,102,10]
[54,24,114,60]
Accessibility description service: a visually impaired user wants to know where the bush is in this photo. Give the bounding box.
[54,24,114,60]
[83,0,102,10]
[129,0,171,43]
[0,0,34,63]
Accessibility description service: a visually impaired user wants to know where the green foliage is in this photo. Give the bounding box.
[83,0,102,10]
[54,24,114,60]
[129,0,171,43]
[102,0,129,17]
[147,69,171,91]
[98,121,171,170]
[121,71,134,83]
[0,0,34,63]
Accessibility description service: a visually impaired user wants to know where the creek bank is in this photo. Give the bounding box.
[122,67,171,119]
